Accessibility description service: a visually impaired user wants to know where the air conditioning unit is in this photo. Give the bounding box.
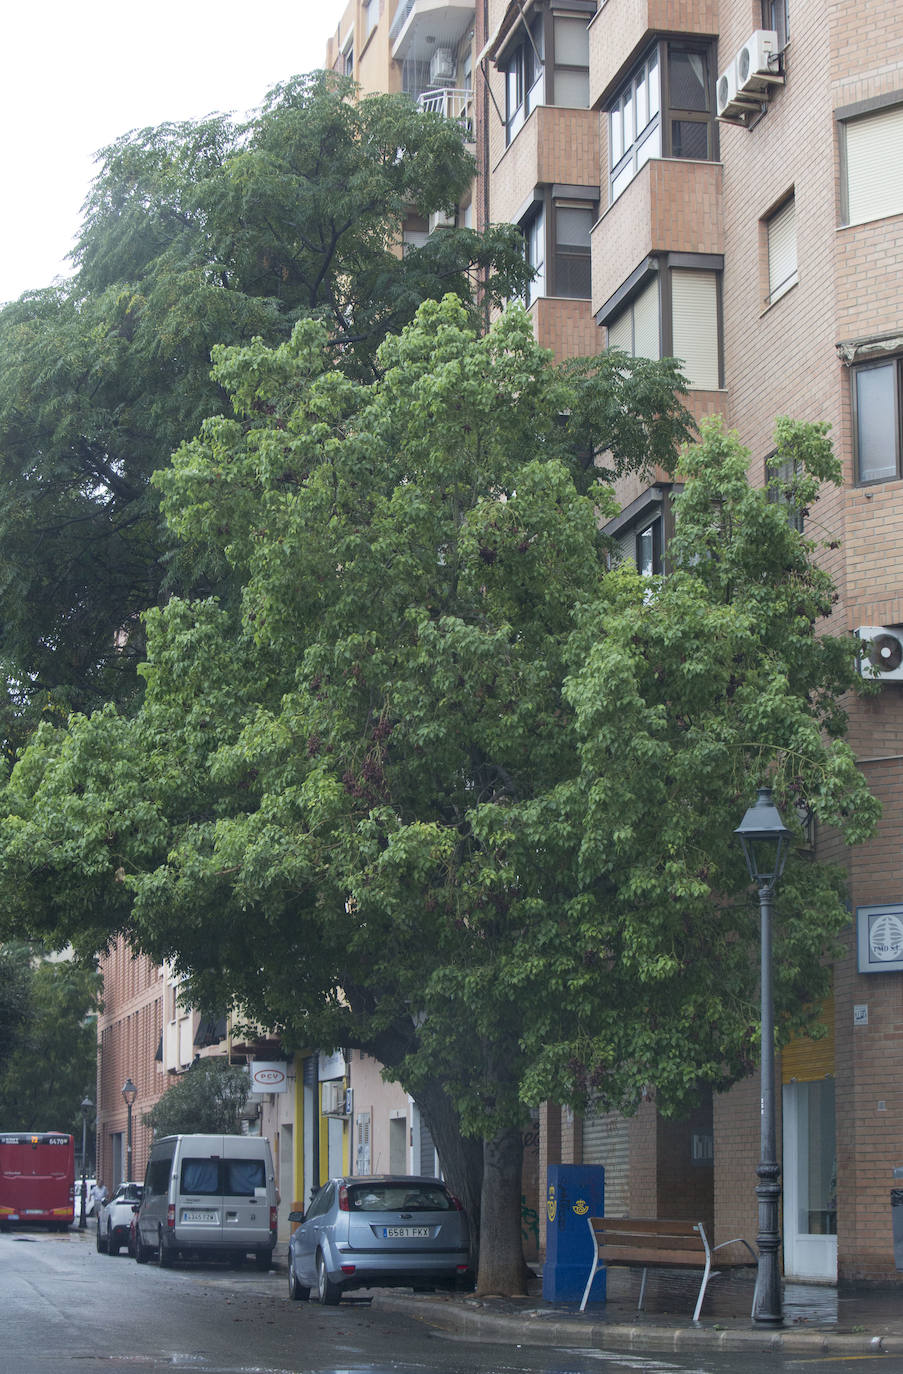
[716,59,742,118]
[856,626,903,682]
[428,207,455,233]
[429,47,456,86]
[736,30,779,94]
[321,1081,349,1115]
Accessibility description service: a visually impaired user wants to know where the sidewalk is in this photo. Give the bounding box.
[272,1245,903,1356]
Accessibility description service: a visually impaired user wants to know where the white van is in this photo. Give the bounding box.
[135,1134,277,1269]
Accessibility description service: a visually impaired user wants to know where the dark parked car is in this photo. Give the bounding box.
[287,1175,471,1305]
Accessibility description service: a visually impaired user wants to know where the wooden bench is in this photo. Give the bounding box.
[580,1217,757,1322]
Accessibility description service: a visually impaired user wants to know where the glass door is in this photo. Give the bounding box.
[782,1078,837,1281]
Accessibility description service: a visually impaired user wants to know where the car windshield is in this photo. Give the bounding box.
[347,1184,452,1212]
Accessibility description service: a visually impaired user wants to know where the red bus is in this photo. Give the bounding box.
[0,1132,75,1230]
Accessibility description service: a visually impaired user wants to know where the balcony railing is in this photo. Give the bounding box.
[417,87,474,140]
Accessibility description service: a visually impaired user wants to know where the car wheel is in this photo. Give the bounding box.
[156,1229,174,1268]
[316,1251,341,1306]
[95,1222,106,1253]
[107,1224,119,1257]
[287,1254,310,1301]
[135,1230,149,1264]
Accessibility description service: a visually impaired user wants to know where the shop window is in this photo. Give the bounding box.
[766,195,798,304]
[841,102,903,226]
[853,358,902,484]
[609,42,715,203]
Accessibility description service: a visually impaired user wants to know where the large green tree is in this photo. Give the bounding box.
[0,949,99,1133]
[0,72,529,734]
[0,300,877,1291]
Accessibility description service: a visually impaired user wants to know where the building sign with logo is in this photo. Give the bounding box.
[857,904,903,974]
[249,1061,288,1093]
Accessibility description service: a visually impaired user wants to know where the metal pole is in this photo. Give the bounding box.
[126,1102,133,1180]
[78,1113,88,1230]
[753,881,783,1325]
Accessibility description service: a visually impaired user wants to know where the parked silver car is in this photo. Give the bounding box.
[287,1175,471,1304]
[96,1182,143,1255]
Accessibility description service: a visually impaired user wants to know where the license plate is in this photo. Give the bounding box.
[182,1209,218,1224]
[382,1226,430,1238]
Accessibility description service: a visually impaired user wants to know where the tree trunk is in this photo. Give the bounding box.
[475,1124,528,1295]
[413,1076,484,1269]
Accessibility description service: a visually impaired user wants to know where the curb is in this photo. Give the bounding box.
[371,1292,900,1356]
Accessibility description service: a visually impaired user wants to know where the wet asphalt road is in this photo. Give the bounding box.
[3,1229,902,1374]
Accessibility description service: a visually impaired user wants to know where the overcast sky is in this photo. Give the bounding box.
[0,1,347,305]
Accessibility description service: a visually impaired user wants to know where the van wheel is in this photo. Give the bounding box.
[135,1231,149,1264]
[287,1255,310,1301]
[156,1230,174,1268]
[96,1223,106,1254]
[316,1251,341,1305]
[107,1225,119,1257]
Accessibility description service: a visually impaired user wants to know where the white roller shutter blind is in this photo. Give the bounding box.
[671,269,719,389]
[607,309,632,352]
[767,197,797,302]
[633,278,660,360]
[845,105,903,225]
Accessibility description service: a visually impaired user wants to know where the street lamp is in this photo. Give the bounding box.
[78,1096,93,1230]
[735,785,792,1327]
[121,1077,137,1181]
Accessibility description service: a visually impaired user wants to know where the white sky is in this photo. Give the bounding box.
[0,1,348,305]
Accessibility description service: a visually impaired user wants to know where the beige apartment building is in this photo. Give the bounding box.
[326,0,903,1284]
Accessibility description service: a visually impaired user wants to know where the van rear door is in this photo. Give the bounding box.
[221,1139,271,1252]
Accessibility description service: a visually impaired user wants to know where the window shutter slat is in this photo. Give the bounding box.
[768,197,797,300]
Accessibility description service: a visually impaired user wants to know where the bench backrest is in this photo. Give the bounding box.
[587,1217,707,1258]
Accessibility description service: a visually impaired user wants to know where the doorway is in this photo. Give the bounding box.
[782,1078,837,1281]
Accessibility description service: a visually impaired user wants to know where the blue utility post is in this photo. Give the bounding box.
[542,1164,605,1303]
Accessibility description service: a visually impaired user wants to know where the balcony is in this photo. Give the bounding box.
[592,157,723,315]
[418,86,475,141]
[492,106,599,225]
[589,0,719,107]
[391,0,476,62]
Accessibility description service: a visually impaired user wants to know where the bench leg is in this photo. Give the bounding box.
[579,1257,599,1313]
[637,1267,648,1312]
[693,1257,712,1323]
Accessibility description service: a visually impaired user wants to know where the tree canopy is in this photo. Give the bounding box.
[0,298,878,1290]
[0,73,529,736]
[0,946,99,1133]
[142,1058,251,1137]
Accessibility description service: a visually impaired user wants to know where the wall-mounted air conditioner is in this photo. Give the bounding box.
[429,47,455,86]
[428,207,455,233]
[716,59,742,118]
[322,1080,349,1115]
[736,30,779,94]
[856,626,903,682]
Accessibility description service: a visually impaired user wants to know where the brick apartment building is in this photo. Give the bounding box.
[325,0,903,1284]
[94,0,902,1282]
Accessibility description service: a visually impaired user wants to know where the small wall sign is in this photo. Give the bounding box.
[857,904,903,973]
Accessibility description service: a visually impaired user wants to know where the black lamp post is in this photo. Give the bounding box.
[735,785,792,1327]
[78,1096,93,1230]
[121,1077,137,1181]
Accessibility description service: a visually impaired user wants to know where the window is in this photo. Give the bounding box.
[636,517,663,575]
[343,41,354,77]
[363,0,379,39]
[609,43,715,202]
[505,19,544,143]
[502,7,591,145]
[606,265,721,389]
[766,195,798,304]
[762,0,789,51]
[853,359,902,484]
[521,195,596,304]
[767,454,804,532]
[841,103,903,226]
